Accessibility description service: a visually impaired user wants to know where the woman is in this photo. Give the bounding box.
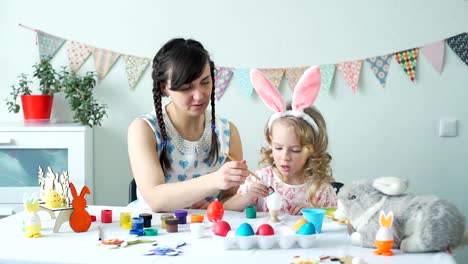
[128,38,249,212]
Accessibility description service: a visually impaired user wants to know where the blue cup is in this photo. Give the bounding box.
[300,208,326,233]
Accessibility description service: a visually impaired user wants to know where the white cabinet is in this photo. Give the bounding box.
[0,123,93,215]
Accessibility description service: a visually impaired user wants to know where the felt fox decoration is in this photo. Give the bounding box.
[374,210,394,256]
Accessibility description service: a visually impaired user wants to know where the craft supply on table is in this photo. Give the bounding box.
[101,209,112,223]
[165,218,179,233]
[174,210,188,224]
[189,214,204,223]
[246,205,257,219]
[139,213,152,228]
[160,213,175,229]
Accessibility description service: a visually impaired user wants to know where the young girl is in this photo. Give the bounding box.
[128,38,250,212]
[224,66,337,215]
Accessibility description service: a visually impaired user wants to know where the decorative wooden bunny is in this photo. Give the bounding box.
[23,193,41,238]
[69,183,91,232]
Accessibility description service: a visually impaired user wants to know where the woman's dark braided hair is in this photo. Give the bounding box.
[151,38,219,173]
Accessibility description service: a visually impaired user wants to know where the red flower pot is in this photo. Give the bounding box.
[21,95,53,121]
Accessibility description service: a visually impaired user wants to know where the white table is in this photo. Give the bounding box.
[0,206,456,264]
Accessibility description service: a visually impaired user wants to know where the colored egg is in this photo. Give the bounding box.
[206,200,224,222]
[235,223,255,236]
[292,218,308,231]
[256,224,275,236]
[213,220,231,237]
[296,222,316,235]
[45,190,62,208]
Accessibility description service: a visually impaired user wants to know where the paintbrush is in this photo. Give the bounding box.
[225,153,275,193]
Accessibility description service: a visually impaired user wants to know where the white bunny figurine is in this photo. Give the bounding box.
[23,193,42,238]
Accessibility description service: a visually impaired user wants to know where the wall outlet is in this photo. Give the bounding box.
[439,119,458,137]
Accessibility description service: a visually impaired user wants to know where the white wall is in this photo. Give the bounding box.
[1,0,467,261]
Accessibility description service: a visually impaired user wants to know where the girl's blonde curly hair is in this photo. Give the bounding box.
[259,104,334,207]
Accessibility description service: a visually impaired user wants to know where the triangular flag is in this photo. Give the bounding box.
[214,67,233,101]
[233,68,254,97]
[67,41,93,72]
[319,64,336,94]
[37,31,65,59]
[395,48,419,82]
[258,68,285,89]
[93,48,120,80]
[336,60,362,94]
[123,55,150,89]
[366,54,392,88]
[421,40,445,74]
[446,33,468,67]
[284,67,307,91]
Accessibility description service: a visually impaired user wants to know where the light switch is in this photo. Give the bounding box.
[439,119,458,137]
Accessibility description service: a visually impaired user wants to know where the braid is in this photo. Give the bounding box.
[205,62,219,166]
[152,60,172,172]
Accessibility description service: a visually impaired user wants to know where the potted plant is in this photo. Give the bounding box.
[5,57,61,121]
[59,69,107,127]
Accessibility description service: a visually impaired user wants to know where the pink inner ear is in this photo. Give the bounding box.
[292,66,321,111]
[250,69,285,112]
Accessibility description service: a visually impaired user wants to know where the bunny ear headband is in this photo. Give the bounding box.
[250,66,321,131]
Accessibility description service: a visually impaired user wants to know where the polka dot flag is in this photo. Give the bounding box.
[366,54,392,88]
[395,48,419,82]
[214,67,233,101]
[319,64,336,94]
[37,31,65,59]
[123,55,150,89]
[336,60,362,94]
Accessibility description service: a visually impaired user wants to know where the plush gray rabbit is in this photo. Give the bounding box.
[336,176,467,252]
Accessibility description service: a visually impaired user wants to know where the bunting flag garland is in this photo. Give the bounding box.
[37,31,65,59]
[17,25,468,94]
[395,48,419,81]
[284,67,307,90]
[366,54,392,88]
[446,33,468,66]
[93,48,120,80]
[421,40,445,74]
[123,55,151,89]
[67,41,93,72]
[319,64,336,94]
[214,67,233,101]
[258,68,285,90]
[233,68,254,97]
[336,60,362,94]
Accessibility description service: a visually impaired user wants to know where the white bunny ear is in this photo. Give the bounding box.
[250,69,285,112]
[292,66,321,111]
[373,177,408,196]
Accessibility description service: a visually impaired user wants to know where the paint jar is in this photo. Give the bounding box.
[120,212,131,228]
[246,205,257,219]
[139,213,152,228]
[165,218,179,233]
[190,223,205,238]
[174,210,188,224]
[190,214,204,223]
[101,209,112,223]
[160,214,175,229]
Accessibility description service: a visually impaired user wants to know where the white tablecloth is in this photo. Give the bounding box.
[0,206,456,264]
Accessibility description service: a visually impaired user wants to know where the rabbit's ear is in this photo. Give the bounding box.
[79,186,90,198]
[250,69,285,112]
[69,182,78,198]
[379,210,394,228]
[291,66,321,111]
[372,177,408,196]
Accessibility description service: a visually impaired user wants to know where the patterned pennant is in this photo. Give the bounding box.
[123,55,151,89]
[258,68,285,89]
[37,31,65,59]
[214,67,233,101]
[395,48,419,82]
[284,67,307,91]
[319,64,336,94]
[421,40,445,74]
[67,41,93,72]
[233,68,254,97]
[336,60,362,94]
[366,54,392,88]
[446,33,468,67]
[93,48,120,80]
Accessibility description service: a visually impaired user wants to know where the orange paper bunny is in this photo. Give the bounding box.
[374,210,394,256]
[69,183,91,232]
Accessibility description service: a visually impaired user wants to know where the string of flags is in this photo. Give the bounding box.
[19,24,467,100]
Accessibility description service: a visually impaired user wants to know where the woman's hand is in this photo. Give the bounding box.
[289,202,313,215]
[244,182,270,203]
[191,199,210,209]
[214,161,250,190]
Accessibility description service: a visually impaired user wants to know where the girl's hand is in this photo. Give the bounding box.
[214,161,250,190]
[289,202,313,215]
[191,199,209,209]
[244,182,270,203]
